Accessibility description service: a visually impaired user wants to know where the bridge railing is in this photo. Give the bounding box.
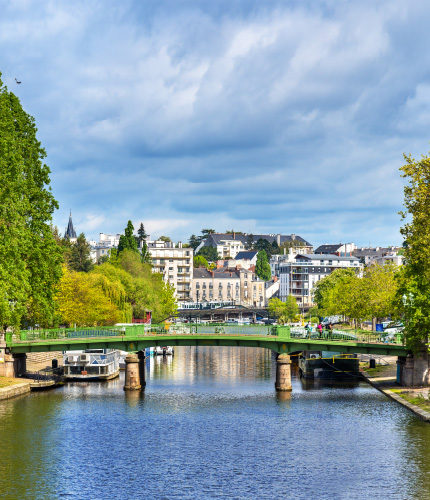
[290,327,404,345]
[7,326,124,342]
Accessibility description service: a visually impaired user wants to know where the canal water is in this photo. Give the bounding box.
[1,347,430,500]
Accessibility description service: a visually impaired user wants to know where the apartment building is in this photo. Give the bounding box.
[191,267,265,307]
[279,253,362,307]
[147,240,193,302]
[195,233,313,259]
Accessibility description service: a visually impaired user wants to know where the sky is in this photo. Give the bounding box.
[1,0,430,248]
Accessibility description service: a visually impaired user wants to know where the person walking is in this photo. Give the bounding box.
[305,322,311,338]
[327,322,333,339]
[317,321,323,339]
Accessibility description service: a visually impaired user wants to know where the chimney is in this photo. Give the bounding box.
[277,234,281,245]
[178,241,182,248]
[291,234,296,241]
[233,232,235,239]
[210,270,214,278]
[230,272,232,277]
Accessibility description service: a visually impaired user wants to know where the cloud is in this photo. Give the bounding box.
[1,0,429,246]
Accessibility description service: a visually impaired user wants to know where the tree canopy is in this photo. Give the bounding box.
[0,75,63,331]
[197,245,220,262]
[268,297,299,324]
[255,250,272,281]
[66,233,93,272]
[117,220,138,255]
[193,255,209,268]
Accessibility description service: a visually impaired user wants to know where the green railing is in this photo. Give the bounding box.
[289,327,404,345]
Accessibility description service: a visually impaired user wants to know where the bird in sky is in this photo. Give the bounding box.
[15,78,21,84]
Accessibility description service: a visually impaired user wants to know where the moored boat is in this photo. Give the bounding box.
[63,349,120,380]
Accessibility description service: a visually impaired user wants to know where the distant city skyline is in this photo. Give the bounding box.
[1,0,428,248]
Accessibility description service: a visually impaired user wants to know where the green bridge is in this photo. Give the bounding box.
[4,324,410,392]
[5,323,408,356]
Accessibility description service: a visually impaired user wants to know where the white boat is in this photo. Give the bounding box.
[63,349,120,380]
[154,346,174,356]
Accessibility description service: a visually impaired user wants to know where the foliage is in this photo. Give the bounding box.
[140,241,152,265]
[197,245,220,262]
[245,234,254,250]
[268,297,299,324]
[193,255,209,268]
[95,250,176,322]
[255,238,275,258]
[117,220,138,255]
[137,223,147,245]
[397,149,430,349]
[0,75,63,331]
[188,234,201,250]
[277,241,305,254]
[313,268,358,311]
[66,233,94,272]
[255,250,272,281]
[56,267,128,326]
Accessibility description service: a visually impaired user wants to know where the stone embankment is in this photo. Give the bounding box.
[0,379,31,401]
[361,358,430,422]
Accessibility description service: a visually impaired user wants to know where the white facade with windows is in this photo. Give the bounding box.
[279,253,362,307]
[147,241,193,302]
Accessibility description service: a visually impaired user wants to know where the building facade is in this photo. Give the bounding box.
[191,267,266,307]
[279,253,362,307]
[147,240,193,302]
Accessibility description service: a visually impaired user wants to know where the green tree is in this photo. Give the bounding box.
[117,220,138,255]
[245,234,254,250]
[193,255,209,268]
[396,148,430,349]
[137,223,147,246]
[197,245,220,262]
[67,233,93,272]
[255,250,271,281]
[159,235,171,242]
[0,74,63,331]
[313,268,357,311]
[268,296,299,324]
[189,234,201,250]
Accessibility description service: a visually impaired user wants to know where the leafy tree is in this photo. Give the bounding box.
[361,262,398,322]
[0,74,63,331]
[396,148,430,349]
[313,268,357,311]
[197,245,220,262]
[225,230,243,234]
[159,235,171,242]
[268,296,299,324]
[56,266,129,326]
[255,250,271,281]
[277,240,305,255]
[117,220,138,255]
[255,238,274,258]
[140,241,152,265]
[67,233,93,272]
[194,255,209,268]
[201,229,215,237]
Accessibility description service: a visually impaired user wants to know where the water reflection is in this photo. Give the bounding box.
[1,346,430,500]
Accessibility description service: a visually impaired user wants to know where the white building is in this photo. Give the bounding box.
[147,240,193,302]
[279,253,362,308]
[99,233,122,247]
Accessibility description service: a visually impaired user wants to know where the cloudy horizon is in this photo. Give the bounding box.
[2,0,430,248]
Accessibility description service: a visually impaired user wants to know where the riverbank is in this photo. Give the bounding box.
[361,360,430,422]
[0,377,31,400]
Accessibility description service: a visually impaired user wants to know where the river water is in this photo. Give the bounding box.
[1,346,430,500]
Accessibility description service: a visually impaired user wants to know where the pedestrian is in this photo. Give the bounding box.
[327,322,333,339]
[305,322,311,338]
[317,322,323,338]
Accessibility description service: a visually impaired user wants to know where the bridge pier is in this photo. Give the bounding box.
[397,349,430,387]
[275,354,292,392]
[1,353,27,378]
[124,353,141,391]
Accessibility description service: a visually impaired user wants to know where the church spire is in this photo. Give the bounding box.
[65,211,77,239]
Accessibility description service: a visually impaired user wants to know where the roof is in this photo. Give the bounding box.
[296,253,359,262]
[234,251,258,260]
[200,233,312,248]
[65,211,77,239]
[314,244,343,253]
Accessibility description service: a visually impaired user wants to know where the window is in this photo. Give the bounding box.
[160,259,165,264]
[169,259,174,263]
[196,283,200,289]
[245,273,248,278]
[186,251,190,256]
[244,281,247,287]
[178,267,183,273]
[203,283,207,289]
[169,267,173,271]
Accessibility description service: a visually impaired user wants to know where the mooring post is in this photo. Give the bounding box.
[124,353,141,391]
[275,353,292,392]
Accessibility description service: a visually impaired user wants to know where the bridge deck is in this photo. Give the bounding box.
[5,325,409,357]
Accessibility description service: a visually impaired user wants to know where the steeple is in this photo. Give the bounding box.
[65,210,77,239]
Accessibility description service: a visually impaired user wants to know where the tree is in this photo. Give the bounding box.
[159,235,172,242]
[140,241,152,265]
[117,220,138,255]
[197,245,220,262]
[313,268,357,311]
[194,255,209,268]
[201,229,215,237]
[137,223,147,246]
[245,234,254,250]
[268,297,299,324]
[396,148,430,349]
[189,234,201,250]
[255,250,271,281]
[0,74,63,331]
[67,233,93,272]
[361,262,398,322]
[56,266,129,326]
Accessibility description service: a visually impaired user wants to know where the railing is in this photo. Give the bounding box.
[4,324,404,346]
[25,367,63,383]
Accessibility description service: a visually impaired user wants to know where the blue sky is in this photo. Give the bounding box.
[1,0,430,248]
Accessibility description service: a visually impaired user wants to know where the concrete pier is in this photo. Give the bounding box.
[124,353,141,391]
[275,354,292,392]
[0,353,27,378]
[397,349,430,387]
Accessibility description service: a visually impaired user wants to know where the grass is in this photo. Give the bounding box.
[0,376,26,389]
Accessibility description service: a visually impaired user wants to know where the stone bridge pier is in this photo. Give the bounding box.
[275,354,292,392]
[123,351,146,391]
[0,352,27,378]
[397,348,430,387]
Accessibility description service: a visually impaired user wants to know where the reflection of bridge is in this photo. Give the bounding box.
[4,324,409,392]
